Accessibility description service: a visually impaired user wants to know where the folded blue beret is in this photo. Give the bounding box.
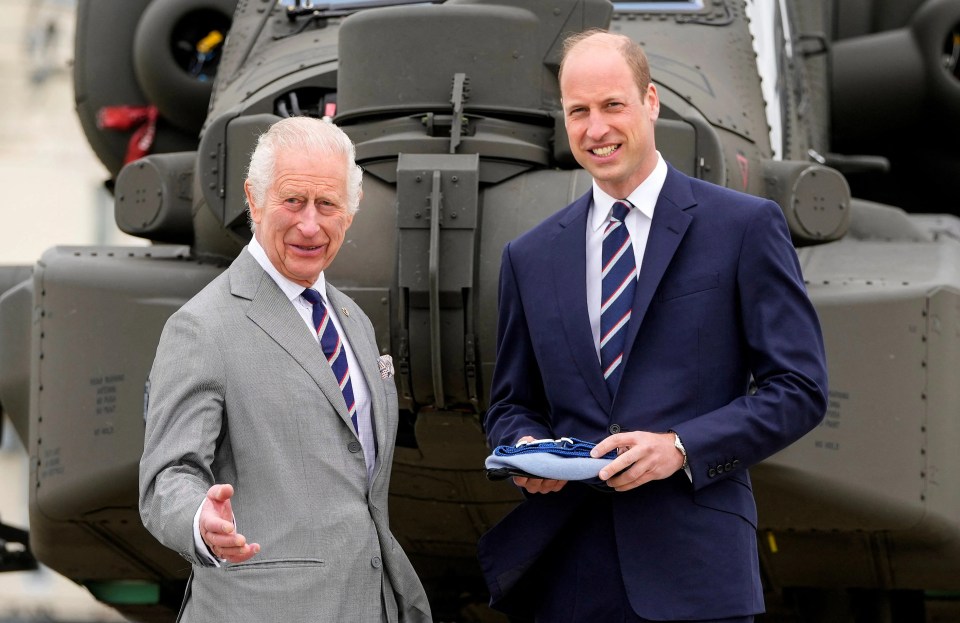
[485,437,616,482]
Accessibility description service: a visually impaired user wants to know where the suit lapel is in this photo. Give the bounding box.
[552,193,612,413]
[231,250,357,433]
[621,166,695,367]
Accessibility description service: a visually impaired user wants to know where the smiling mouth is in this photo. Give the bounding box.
[591,145,620,157]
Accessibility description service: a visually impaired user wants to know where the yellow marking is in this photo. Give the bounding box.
[196,31,224,55]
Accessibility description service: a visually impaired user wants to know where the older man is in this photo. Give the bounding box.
[139,116,432,622]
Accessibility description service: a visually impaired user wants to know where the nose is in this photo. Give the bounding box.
[585,111,609,141]
[297,207,321,237]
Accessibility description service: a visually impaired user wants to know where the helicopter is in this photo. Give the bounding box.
[2,0,960,621]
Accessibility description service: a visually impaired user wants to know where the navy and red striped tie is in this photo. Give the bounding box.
[600,200,638,396]
[302,288,358,432]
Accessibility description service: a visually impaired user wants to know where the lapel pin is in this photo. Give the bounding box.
[341,307,349,317]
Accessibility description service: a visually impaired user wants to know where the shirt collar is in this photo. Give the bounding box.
[589,151,668,231]
[247,235,329,303]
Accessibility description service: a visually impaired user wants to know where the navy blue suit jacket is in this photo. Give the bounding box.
[479,165,828,620]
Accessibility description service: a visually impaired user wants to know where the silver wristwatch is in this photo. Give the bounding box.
[671,431,688,469]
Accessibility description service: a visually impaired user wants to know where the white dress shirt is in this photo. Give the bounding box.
[586,152,668,361]
[247,236,376,478]
[583,154,691,479]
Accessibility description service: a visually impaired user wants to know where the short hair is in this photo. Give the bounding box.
[559,28,652,97]
[245,116,363,230]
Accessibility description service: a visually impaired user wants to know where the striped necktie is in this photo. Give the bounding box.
[600,200,638,396]
[302,288,358,432]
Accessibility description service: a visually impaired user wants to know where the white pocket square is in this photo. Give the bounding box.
[377,354,394,379]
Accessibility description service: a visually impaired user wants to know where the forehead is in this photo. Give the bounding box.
[561,41,636,97]
[272,149,348,193]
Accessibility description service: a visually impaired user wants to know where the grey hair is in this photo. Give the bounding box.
[246,116,363,231]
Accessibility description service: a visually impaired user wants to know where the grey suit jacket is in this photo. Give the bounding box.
[139,248,432,622]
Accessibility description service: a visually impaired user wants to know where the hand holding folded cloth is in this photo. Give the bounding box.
[484,437,617,482]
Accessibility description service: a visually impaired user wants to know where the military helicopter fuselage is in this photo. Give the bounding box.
[2,0,960,621]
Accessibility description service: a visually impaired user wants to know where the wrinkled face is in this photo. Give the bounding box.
[561,41,660,199]
[246,149,354,287]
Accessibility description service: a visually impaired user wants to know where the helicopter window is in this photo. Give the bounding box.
[612,1,705,12]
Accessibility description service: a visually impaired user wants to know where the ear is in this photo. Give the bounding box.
[244,179,261,224]
[646,84,660,121]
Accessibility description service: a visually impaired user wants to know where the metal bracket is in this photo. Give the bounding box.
[427,169,445,406]
[396,153,479,408]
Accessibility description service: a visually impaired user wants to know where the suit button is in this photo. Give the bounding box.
[348,441,362,453]
[371,556,382,568]
[708,468,717,478]
[725,462,733,471]
[609,424,621,434]
[733,460,740,468]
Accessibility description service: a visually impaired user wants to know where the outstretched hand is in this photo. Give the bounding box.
[199,484,260,563]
